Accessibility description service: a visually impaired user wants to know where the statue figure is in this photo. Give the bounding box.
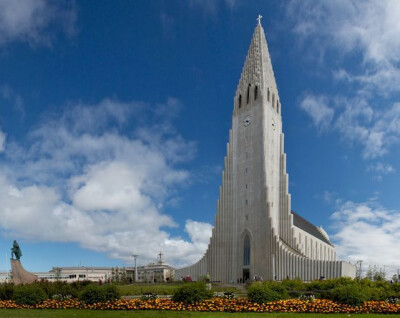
[11,240,22,260]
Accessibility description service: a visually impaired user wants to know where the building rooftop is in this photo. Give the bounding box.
[50,267,113,272]
[291,211,332,246]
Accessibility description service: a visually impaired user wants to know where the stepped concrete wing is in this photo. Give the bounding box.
[291,211,332,246]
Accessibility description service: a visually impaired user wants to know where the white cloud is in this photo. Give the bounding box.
[300,95,334,131]
[299,93,400,159]
[367,162,395,174]
[322,191,335,204]
[331,200,400,271]
[336,101,400,159]
[289,1,400,162]
[0,98,212,267]
[0,129,5,152]
[366,162,395,181]
[288,0,400,64]
[185,220,213,253]
[0,0,76,46]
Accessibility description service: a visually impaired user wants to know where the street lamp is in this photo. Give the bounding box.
[132,254,138,282]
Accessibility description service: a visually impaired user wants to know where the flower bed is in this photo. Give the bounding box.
[0,298,400,314]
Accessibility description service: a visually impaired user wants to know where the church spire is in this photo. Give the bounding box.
[236,17,279,104]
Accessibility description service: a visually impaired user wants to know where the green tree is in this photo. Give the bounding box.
[366,266,386,281]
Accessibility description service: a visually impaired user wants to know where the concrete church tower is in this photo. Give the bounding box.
[176,19,356,282]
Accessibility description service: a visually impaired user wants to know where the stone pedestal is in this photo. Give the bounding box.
[10,259,38,285]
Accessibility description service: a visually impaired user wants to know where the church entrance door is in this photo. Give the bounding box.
[243,268,250,282]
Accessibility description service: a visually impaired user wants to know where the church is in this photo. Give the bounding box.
[175,19,356,282]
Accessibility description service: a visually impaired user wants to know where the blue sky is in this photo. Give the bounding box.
[0,0,400,276]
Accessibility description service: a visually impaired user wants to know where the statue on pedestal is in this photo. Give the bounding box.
[11,240,22,260]
[10,240,38,285]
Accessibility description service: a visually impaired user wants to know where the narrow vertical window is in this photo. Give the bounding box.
[238,95,242,108]
[277,100,280,113]
[272,94,275,109]
[246,84,251,104]
[254,86,258,100]
[267,88,270,102]
[243,235,250,266]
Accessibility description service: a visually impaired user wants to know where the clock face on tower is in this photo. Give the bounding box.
[243,115,251,126]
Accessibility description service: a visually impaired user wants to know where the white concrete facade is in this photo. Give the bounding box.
[40,267,113,283]
[1,268,110,284]
[126,263,174,283]
[176,22,356,282]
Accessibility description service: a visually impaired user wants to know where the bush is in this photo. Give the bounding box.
[103,284,120,301]
[71,280,92,291]
[13,285,47,305]
[389,282,400,293]
[172,282,213,304]
[281,279,305,298]
[79,285,106,304]
[281,278,305,291]
[0,283,14,300]
[34,281,78,300]
[306,278,355,299]
[79,284,120,304]
[331,284,369,306]
[52,284,79,300]
[248,282,289,304]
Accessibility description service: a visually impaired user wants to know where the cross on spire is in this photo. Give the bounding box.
[257,14,263,25]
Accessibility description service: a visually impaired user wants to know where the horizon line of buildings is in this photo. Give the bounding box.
[0,254,175,284]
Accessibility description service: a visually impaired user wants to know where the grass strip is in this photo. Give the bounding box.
[0,310,398,318]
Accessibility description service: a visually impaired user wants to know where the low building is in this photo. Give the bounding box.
[1,253,175,284]
[127,253,175,283]
[0,271,11,283]
[43,267,113,282]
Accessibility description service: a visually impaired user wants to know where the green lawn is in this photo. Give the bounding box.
[117,284,241,296]
[1,311,399,318]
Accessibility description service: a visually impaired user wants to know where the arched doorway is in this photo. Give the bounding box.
[243,234,250,282]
